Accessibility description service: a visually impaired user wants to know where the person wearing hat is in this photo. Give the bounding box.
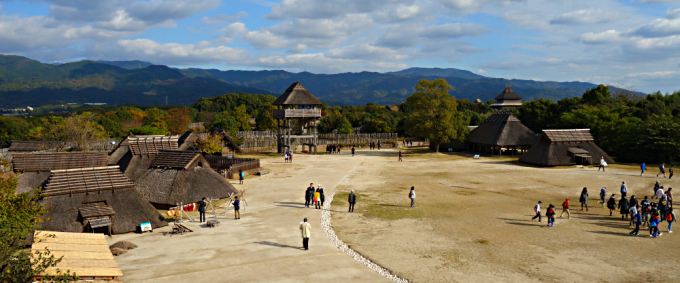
[560,198,571,219]
[300,218,311,250]
[531,201,542,222]
[348,190,357,212]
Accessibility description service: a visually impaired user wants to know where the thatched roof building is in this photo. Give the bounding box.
[12,152,109,194]
[39,166,167,234]
[8,141,63,152]
[272,82,322,106]
[468,112,538,155]
[32,231,123,281]
[490,86,522,109]
[133,150,238,208]
[519,129,615,166]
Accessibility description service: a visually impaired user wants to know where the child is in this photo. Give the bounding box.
[667,207,676,233]
[233,196,241,220]
[670,166,674,180]
[398,151,403,162]
[284,153,289,163]
[650,215,660,238]
[289,152,293,163]
[658,163,666,178]
[314,189,321,209]
[599,187,606,208]
[641,162,647,176]
[547,204,556,227]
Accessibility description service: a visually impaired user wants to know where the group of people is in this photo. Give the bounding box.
[325,144,342,154]
[368,141,381,150]
[402,139,414,147]
[284,152,294,163]
[533,180,677,238]
[304,183,325,209]
[640,162,674,179]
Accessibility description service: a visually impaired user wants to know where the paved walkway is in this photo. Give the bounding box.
[108,151,392,282]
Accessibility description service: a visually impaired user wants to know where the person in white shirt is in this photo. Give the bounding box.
[531,201,542,222]
[599,157,607,171]
[409,187,416,208]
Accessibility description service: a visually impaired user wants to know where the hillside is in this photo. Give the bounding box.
[0,55,608,107]
[0,55,272,106]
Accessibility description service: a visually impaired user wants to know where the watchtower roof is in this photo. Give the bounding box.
[272,82,322,106]
[495,86,522,100]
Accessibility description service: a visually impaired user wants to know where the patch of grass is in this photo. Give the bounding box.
[361,203,424,220]
[332,192,369,207]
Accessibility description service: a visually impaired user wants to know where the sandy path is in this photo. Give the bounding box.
[108,152,391,282]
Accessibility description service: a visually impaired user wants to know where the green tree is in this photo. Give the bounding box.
[127,125,169,135]
[232,105,252,131]
[142,108,167,130]
[404,79,469,152]
[1,177,75,282]
[256,105,277,131]
[210,112,238,132]
[47,113,108,151]
[582,84,611,105]
[336,116,355,134]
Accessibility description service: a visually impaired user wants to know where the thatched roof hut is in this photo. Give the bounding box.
[272,82,322,106]
[133,150,238,208]
[468,112,538,155]
[490,86,522,109]
[38,166,167,234]
[8,141,64,152]
[519,129,615,166]
[12,152,109,194]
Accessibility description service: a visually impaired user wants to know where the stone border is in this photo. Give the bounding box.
[321,192,409,283]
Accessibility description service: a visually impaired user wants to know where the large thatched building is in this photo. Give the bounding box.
[39,166,167,234]
[274,82,323,154]
[467,112,538,155]
[519,129,614,166]
[133,150,238,208]
[490,86,523,109]
[12,152,110,194]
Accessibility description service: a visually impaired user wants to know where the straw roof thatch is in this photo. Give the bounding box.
[133,150,237,207]
[519,129,614,166]
[32,231,123,281]
[272,82,322,106]
[494,86,522,100]
[12,152,109,172]
[467,112,538,146]
[178,130,198,150]
[38,167,167,234]
[128,136,179,155]
[16,171,51,194]
[8,141,63,152]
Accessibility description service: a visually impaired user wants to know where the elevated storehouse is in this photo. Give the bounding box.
[467,112,538,155]
[273,82,323,154]
[519,129,614,166]
[490,86,522,109]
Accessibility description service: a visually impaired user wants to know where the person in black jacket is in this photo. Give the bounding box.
[197,197,207,223]
[351,146,355,157]
[348,190,357,212]
[318,184,325,207]
[619,196,630,220]
[607,194,617,216]
[305,183,314,208]
[580,187,589,211]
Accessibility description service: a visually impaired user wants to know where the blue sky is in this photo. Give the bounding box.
[1,0,680,93]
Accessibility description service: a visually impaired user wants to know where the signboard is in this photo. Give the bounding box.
[474,154,480,159]
[140,222,153,233]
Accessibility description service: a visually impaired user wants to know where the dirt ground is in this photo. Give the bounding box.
[331,148,680,283]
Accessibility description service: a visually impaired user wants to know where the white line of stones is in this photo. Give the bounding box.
[321,192,410,283]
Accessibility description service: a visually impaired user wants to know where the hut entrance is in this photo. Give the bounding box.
[568,147,592,165]
[79,202,115,236]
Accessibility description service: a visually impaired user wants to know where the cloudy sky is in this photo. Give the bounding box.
[1,0,680,93]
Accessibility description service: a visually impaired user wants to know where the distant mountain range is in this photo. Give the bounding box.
[0,54,613,107]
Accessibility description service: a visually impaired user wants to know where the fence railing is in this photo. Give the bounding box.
[318,133,398,146]
[273,109,321,119]
[202,155,261,178]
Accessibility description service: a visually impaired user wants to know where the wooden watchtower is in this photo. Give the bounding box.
[273,82,322,154]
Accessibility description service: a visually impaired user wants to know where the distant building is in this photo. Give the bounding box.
[490,86,522,109]
[84,103,107,105]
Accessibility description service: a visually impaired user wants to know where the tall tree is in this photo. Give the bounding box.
[47,113,108,151]
[256,105,277,131]
[166,108,191,135]
[404,79,469,152]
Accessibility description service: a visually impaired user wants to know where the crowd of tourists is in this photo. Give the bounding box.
[326,144,342,154]
[304,183,325,209]
[532,180,676,237]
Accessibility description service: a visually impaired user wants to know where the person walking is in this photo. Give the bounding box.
[197,197,207,223]
[641,196,651,227]
[653,185,664,200]
[658,163,666,178]
[398,151,403,162]
[305,183,314,208]
[233,196,241,219]
[580,187,589,211]
[654,181,660,194]
[314,189,321,209]
[670,166,674,180]
[531,201,542,222]
[629,205,638,228]
[660,193,669,220]
[618,196,630,221]
[630,209,642,236]
[607,194,617,216]
[641,162,647,176]
[377,141,381,150]
[351,146,355,157]
[337,145,342,154]
[667,207,676,233]
[598,156,607,171]
[667,188,674,208]
[300,218,311,250]
[239,169,244,185]
[318,184,325,207]
[409,186,416,208]
[620,181,628,198]
[547,204,556,227]
[650,214,661,238]
[285,152,289,163]
[348,190,357,212]
[599,187,606,208]
[289,152,293,163]
[560,198,571,219]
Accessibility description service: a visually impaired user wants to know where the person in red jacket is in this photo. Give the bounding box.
[560,198,572,219]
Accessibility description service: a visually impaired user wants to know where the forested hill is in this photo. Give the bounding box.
[1,54,606,107]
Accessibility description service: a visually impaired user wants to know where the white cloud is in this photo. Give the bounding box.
[476,69,487,74]
[635,0,680,4]
[622,71,678,78]
[630,17,680,38]
[580,30,624,44]
[113,39,247,65]
[550,9,622,25]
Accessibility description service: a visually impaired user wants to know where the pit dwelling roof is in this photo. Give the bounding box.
[272,82,322,106]
[494,86,522,100]
[150,150,202,169]
[9,141,63,152]
[543,129,594,142]
[12,152,109,172]
[43,166,134,197]
[128,136,179,155]
[32,231,123,280]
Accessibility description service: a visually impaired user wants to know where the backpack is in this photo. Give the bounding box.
[667,214,673,222]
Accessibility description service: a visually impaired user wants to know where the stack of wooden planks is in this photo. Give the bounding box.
[128,136,179,155]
